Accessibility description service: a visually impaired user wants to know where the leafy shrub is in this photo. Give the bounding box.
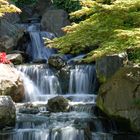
[127,48,140,63]
[47,0,140,63]
[0,0,21,17]
[52,0,81,13]
[12,0,37,6]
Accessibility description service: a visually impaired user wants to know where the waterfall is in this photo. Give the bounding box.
[17,64,62,102]
[26,24,55,61]
[19,72,41,102]
[69,65,97,94]
[0,20,136,140]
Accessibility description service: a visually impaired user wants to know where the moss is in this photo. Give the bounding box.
[133,98,140,107]
[127,47,140,63]
[46,0,140,63]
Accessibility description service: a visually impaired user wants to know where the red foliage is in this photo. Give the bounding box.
[0,52,11,64]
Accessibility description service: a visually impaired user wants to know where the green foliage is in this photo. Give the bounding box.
[0,0,21,17]
[69,1,101,22]
[95,0,115,4]
[127,48,140,63]
[47,0,140,63]
[12,0,37,6]
[52,0,82,13]
[133,98,140,107]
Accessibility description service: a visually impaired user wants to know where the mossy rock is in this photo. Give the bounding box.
[97,66,140,132]
[47,96,69,112]
[96,52,127,83]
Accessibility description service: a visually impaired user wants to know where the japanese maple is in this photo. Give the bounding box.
[0,52,11,64]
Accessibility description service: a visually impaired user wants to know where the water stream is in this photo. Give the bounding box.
[0,24,139,140]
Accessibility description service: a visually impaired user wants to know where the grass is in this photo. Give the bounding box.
[46,0,140,63]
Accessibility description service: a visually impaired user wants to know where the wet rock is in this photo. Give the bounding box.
[56,66,70,94]
[0,96,16,129]
[41,9,70,37]
[7,53,24,65]
[34,0,53,16]
[96,52,128,83]
[67,54,86,65]
[0,64,24,102]
[32,59,47,64]
[97,66,140,132]
[47,96,69,112]
[19,108,39,114]
[48,55,66,70]
[16,103,47,114]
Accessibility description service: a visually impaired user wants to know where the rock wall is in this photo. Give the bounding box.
[0,1,23,53]
[41,9,70,37]
[97,66,140,132]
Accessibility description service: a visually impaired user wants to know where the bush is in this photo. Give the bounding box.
[12,0,38,6]
[47,0,140,63]
[0,0,21,17]
[52,0,81,13]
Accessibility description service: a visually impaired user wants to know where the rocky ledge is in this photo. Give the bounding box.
[97,66,140,132]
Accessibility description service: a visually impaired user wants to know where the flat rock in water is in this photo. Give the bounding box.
[47,96,69,112]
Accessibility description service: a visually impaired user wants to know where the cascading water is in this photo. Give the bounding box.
[26,24,55,61]
[0,23,139,140]
[69,65,97,94]
[0,63,120,140]
[17,64,62,102]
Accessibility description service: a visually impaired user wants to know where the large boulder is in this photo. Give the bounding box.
[6,53,24,65]
[56,66,70,94]
[96,66,140,132]
[0,64,24,102]
[41,9,70,37]
[96,53,128,83]
[0,14,23,52]
[18,0,53,22]
[47,96,69,112]
[0,96,16,129]
[0,35,15,52]
[34,0,53,16]
[48,55,66,70]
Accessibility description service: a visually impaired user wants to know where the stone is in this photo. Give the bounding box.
[34,0,53,16]
[47,96,69,112]
[0,36,14,52]
[96,52,128,83]
[0,1,23,52]
[67,54,86,64]
[56,66,70,94]
[7,53,24,65]
[0,18,24,52]
[41,9,70,37]
[96,66,140,132]
[32,59,47,64]
[0,96,16,129]
[19,108,39,114]
[0,64,24,102]
[16,103,47,114]
[48,55,66,70]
